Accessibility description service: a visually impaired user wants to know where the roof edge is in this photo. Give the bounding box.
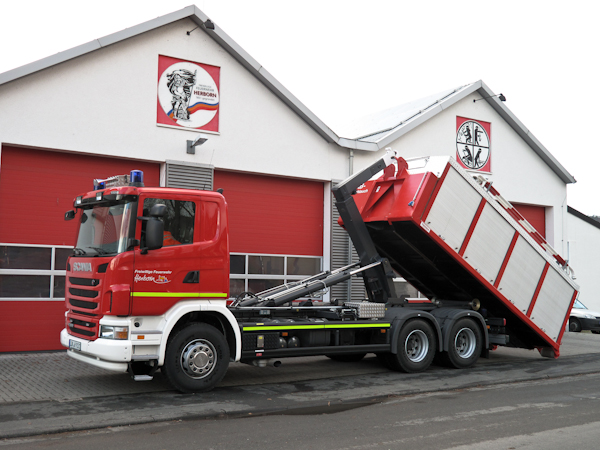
[476,81,576,185]
[0,6,197,86]
[351,82,481,150]
[349,80,577,180]
[0,6,340,145]
[568,206,600,230]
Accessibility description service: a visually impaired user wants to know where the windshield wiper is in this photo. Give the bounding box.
[87,246,111,255]
[73,248,87,256]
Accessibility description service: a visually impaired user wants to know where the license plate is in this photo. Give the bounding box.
[69,339,81,351]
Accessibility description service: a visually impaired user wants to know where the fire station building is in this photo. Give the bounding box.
[0,6,595,352]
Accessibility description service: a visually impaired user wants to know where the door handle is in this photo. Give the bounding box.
[183,271,200,284]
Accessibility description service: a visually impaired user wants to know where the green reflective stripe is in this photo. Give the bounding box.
[243,323,391,331]
[131,292,228,298]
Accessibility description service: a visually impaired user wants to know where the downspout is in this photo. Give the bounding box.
[347,149,354,301]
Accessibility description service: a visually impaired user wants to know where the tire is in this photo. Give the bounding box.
[388,319,436,373]
[162,323,230,393]
[569,318,582,333]
[326,353,367,362]
[441,318,482,369]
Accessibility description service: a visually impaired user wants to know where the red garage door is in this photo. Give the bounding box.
[213,170,324,298]
[0,146,160,352]
[513,203,546,238]
[214,170,324,256]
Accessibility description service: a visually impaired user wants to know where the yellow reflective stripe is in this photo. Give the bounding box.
[131,292,228,298]
[243,323,391,331]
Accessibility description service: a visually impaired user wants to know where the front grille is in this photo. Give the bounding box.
[69,277,99,287]
[69,298,98,310]
[68,317,97,338]
[65,263,106,340]
[72,309,98,317]
[69,287,98,298]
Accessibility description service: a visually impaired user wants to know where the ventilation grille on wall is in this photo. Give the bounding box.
[331,191,366,302]
[166,161,214,190]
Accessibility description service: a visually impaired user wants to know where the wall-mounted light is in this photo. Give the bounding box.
[186,134,208,154]
[187,20,215,35]
[474,93,506,103]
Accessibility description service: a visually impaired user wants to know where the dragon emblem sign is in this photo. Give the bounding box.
[157,55,220,132]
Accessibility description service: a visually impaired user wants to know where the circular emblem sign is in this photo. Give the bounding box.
[456,120,490,170]
[157,61,219,129]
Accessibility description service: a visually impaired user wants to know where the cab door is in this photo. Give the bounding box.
[131,194,226,316]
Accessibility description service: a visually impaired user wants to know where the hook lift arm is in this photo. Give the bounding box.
[236,149,399,307]
[331,148,399,303]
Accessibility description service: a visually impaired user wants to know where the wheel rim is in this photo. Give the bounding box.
[180,339,216,379]
[454,327,476,359]
[405,329,429,363]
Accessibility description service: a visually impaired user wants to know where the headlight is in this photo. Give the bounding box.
[584,314,594,319]
[100,325,129,340]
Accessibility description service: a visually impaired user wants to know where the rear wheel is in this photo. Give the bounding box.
[442,318,482,369]
[569,318,582,332]
[387,319,436,373]
[163,323,230,393]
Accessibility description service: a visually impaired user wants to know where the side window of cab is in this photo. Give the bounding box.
[141,198,196,247]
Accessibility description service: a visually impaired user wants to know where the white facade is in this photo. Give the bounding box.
[351,92,569,255]
[567,209,600,310]
[0,18,343,182]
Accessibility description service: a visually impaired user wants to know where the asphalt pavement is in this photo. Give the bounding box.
[1,332,600,440]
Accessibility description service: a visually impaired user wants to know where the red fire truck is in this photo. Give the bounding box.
[61,150,578,393]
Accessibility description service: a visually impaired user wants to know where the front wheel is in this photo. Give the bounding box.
[387,319,436,373]
[569,318,582,332]
[163,323,230,393]
[441,318,482,369]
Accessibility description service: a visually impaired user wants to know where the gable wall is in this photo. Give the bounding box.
[567,212,600,311]
[0,18,346,182]
[352,92,568,253]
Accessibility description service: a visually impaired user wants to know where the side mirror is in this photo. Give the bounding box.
[64,210,76,221]
[138,203,166,253]
[146,218,164,251]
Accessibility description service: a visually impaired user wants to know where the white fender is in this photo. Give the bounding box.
[157,299,241,366]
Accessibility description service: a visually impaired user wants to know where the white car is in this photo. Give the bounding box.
[569,299,600,333]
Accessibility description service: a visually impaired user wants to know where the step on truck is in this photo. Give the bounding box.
[60,149,579,393]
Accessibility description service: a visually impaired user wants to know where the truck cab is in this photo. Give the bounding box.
[60,172,238,384]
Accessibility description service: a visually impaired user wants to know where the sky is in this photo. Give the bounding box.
[0,0,598,215]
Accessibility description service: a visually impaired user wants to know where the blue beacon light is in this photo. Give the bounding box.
[130,170,144,187]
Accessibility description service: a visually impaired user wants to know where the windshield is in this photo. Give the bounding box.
[573,299,586,309]
[75,201,136,256]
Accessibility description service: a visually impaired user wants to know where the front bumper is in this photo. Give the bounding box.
[60,328,130,372]
[579,317,600,332]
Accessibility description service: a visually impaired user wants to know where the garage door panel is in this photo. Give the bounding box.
[214,170,323,256]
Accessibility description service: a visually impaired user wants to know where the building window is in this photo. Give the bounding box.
[229,253,322,299]
[0,244,71,299]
